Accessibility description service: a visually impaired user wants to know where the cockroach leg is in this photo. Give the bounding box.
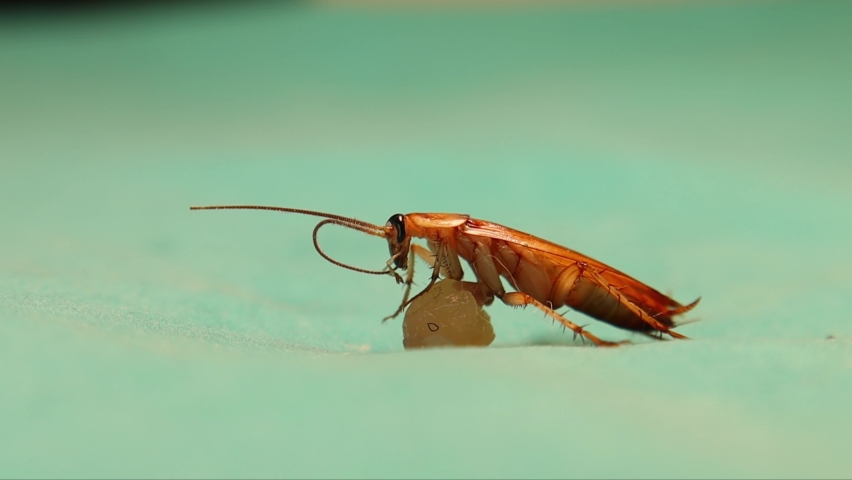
[637,330,667,341]
[501,292,624,347]
[585,269,688,340]
[382,243,449,322]
[573,324,590,344]
[381,247,418,322]
[383,252,406,285]
[402,242,446,310]
[411,243,438,267]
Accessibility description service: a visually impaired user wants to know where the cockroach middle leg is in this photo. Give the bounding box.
[638,330,667,341]
[501,292,624,347]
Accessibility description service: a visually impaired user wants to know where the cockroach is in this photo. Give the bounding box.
[190,205,700,347]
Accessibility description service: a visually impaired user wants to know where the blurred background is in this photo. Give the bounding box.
[1,0,851,478]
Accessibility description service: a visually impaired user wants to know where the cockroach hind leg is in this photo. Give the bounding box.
[573,324,590,344]
[585,270,688,341]
[501,292,623,347]
[666,329,689,340]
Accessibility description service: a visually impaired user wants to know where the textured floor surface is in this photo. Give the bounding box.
[1,1,851,478]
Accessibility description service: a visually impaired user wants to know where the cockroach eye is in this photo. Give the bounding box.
[386,214,406,243]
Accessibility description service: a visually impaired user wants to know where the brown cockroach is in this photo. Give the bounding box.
[190,205,700,346]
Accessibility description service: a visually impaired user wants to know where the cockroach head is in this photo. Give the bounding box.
[384,213,411,269]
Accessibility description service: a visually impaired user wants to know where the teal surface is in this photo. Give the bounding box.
[2,1,851,478]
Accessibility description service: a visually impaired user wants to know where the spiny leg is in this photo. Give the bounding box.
[411,243,440,270]
[381,247,417,322]
[501,292,625,347]
[585,269,688,340]
[400,242,447,312]
[382,244,443,322]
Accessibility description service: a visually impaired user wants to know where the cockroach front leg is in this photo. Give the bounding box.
[401,242,447,306]
[382,244,445,322]
[501,292,625,347]
[382,247,418,322]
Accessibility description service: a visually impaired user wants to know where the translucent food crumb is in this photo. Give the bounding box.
[402,279,495,349]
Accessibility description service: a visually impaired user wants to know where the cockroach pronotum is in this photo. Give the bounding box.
[190,206,700,347]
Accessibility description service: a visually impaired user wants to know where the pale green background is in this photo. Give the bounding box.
[1,1,851,478]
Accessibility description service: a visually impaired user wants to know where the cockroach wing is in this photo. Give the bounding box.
[460,218,694,318]
[406,213,470,229]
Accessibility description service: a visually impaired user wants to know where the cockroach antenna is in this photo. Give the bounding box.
[190,205,399,279]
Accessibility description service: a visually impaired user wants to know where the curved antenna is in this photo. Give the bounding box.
[190,204,399,279]
[312,219,398,277]
[190,205,387,238]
